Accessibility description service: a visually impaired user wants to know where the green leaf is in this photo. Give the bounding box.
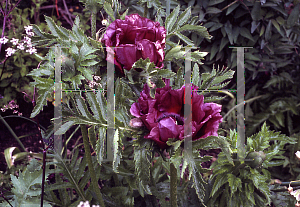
[186,152,206,204]
[10,159,51,207]
[176,25,212,40]
[206,7,222,14]
[103,2,115,21]
[251,1,261,21]
[174,68,184,90]
[96,127,106,166]
[174,32,194,45]
[208,0,225,6]
[219,37,229,52]
[226,2,239,15]
[224,21,233,44]
[287,3,300,28]
[54,121,75,135]
[165,5,180,33]
[30,87,53,118]
[210,174,228,198]
[134,147,152,197]
[177,6,191,26]
[44,16,69,40]
[96,89,107,121]
[165,45,185,60]
[113,129,122,173]
[265,20,272,41]
[240,27,255,42]
[88,126,97,150]
[271,19,281,33]
[227,174,241,196]
[192,63,200,86]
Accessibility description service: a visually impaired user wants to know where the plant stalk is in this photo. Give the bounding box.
[81,124,105,207]
[0,114,26,152]
[91,12,96,39]
[143,3,148,18]
[170,162,178,207]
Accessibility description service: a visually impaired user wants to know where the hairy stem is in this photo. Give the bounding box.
[170,162,178,207]
[81,124,105,207]
[91,12,96,39]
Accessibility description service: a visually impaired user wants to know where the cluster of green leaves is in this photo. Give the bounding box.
[28,16,102,118]
[0,159,52,207]
[206,123,297,207]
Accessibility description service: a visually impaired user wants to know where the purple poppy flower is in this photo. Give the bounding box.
[101,14,166,73]
[130,83,223,149]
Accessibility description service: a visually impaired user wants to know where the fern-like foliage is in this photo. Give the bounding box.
[0,159,52,207]
[28,15,102,118]
[206,123,297,207]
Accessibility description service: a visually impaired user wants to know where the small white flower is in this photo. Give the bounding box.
[77,201,90,207]
[10,38,19,45]
[17,43,25,50]
[24,36,31,45]
[0,37,9,44]
[5,48,16,57]
[296,151,300,160]
[27,32,34,37]
[26,47,37,54]
[24,25,33,33]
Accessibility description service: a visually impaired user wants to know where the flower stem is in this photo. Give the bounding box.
[143,3,147,18]
[80,124,105,207]
[170,162,178,207]
[91,12,96,39]
[0,114,26,152]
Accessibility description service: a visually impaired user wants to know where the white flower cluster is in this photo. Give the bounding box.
[88,75,102,89]
[77,201,100,207]
[0,100,22,116]
[0,25,36,58]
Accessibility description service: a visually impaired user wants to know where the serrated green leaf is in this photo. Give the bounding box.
[165,45,185,60]
[96,90,107,121]
[177,6,191,26]
[30,87,53,118]
[80,59,98,67]
[103,2,115,21]
[54,121,75,135]
[210,174,228,198]
[174,32,194,45]
[96,127,106,166]
[88,126,97,150]
[192,63,200,86]
[134,147,152,197]
[44,16,69,40]
[185,153,206,204]
[174,68,184,89]
[176,25,211,40]
[227,174,241,196]
[113,129,122,172]
[165,5,180,33]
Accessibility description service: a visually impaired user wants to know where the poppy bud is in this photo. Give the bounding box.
[245,151,266,168]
